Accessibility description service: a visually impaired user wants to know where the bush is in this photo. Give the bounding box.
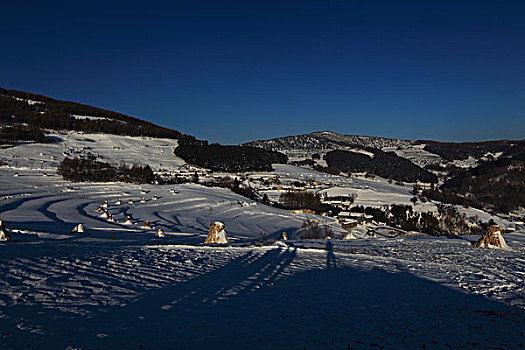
[298,217,323,239]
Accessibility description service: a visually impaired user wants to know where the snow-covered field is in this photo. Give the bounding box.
[1,134,524,349]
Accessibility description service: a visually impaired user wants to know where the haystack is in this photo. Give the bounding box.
[140,197,146,203]
[204,222,228,244]
[115,198,122,205]
[102,201,108,208]
[155,228,165,238]
[72,224,84,233]
[473,225,510,249]
[279,232,288,240]
[141,220,151,229]
[342,232,355,240]
[0,219,10,242]
[124,216,133,225]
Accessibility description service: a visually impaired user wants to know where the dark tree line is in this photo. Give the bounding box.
[351,204,467,236]
[58,157,155,184]
[278,190,324,212]
[0,125,46,143]
[440,157,525,213]
[422,188,483,210]
[0,88,194,140]
[421,140,525,161]
[175,140,288,172]
[325,149,438,183]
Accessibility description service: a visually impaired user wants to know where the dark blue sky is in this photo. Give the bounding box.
[2,1,524,144]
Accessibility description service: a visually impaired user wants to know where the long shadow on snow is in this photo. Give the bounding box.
[0,195,52,214]
[83,251,525,350]
[2,247,525,350]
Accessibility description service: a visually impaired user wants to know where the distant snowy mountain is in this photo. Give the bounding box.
[245,131,441,167]
[245,130,525,170]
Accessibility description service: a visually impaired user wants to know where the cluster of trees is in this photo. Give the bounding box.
[325,148,438,183]
[58,157,155,184]
[175,140,288,172]
[200,176,257,200]
[350,204,469,236]
[441,157,525,213]
[0,88,194,140]
[278,190,324,212]
[422,188,483,210]
[421,140,525,161]
[0,125,46,143]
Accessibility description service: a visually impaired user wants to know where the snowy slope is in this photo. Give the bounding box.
[1,133,524,349]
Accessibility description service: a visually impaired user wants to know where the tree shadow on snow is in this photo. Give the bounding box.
[1,247,524,350]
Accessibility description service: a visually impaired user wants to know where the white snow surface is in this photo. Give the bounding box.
[0,133,524,349]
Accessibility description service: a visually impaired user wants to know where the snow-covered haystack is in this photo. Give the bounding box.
[152,195,158,201]
[102,201,108,208]
[279,232,288,240]
[473,225,510,250]
[0,219,10,242]
[128,198,134,204]
[100,210,109,219]
[107,214,115,222]
[342,232,355,240]
[204,222,228,244]
[72,224,84,233]
[155,228,165,238]
[115,198,122,205]
[141,220,151,229]
[124,216,133,225]
[141,190,146,195]
[140,197,146,203]
[13,172,19,177]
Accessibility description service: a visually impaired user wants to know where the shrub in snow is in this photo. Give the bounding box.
[204,222,228,244]
[299,217,323,239]
[473,225,510,250]
[141,220,151,229]
[279,232,288,240]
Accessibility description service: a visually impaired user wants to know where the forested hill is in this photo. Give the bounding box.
[0,87,194,140]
